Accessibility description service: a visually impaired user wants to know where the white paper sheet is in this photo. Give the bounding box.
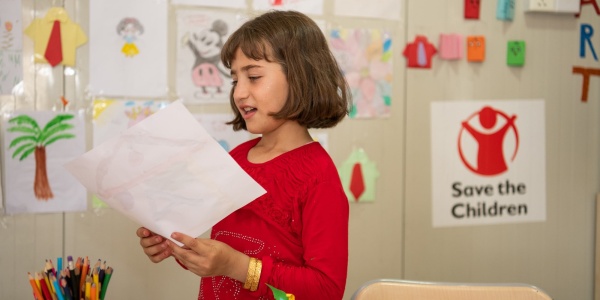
[65,101,265,244]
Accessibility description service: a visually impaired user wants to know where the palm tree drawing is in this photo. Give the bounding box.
[7,114,75,200]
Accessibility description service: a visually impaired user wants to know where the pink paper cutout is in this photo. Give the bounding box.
[439,34,463,60]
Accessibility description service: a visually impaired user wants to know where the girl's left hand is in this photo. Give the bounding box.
[169,232,249,282]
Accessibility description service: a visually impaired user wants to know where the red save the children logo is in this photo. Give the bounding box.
[458,106,519,176]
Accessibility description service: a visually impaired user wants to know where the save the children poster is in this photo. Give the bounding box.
[430,100,546,227]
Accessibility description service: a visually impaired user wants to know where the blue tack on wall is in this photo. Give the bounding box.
[497,0,515,21]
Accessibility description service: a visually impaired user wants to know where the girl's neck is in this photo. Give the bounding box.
[249,121,312,163]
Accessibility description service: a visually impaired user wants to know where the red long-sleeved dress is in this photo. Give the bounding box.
[197,137,349,300]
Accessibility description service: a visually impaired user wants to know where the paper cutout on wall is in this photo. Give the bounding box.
[403,35,437,68]
[465,0,481,19]
[439,34,463,60]
[24,7,87,67]
[467,35,486,62]
[339,148,379,202]
[3,111,86,214]
[507,40,526,66]
[329,28,392,119]
[176,9,242,104]
[497,0,515,21]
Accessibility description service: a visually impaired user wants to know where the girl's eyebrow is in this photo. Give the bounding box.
[230,64,262,76]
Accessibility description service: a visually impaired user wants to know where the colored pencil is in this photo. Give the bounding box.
[57,257,63,274]
[37,272,53,300]
[61,277,73,300]
[51,274,65,300]
[28,272,44,300]
[43,272,57,300]
[85,276,92,300]
[29,257,113,300]
[99,267,112,300]
[79,257,89,299]
[90,283,97,300]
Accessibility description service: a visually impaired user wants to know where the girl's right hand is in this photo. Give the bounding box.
[136,227,172,263]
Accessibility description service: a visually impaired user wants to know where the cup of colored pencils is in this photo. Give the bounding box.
[27,256,114,300]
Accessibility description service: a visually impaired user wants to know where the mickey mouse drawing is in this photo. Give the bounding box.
[184,19,230,97]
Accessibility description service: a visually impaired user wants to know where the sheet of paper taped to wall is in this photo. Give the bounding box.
[64,100,266,246]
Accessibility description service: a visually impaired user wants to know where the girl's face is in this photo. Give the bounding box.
[230,48,290,135]
[121,23,138,37]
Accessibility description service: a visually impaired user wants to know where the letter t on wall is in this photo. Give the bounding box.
[572,66,600,102]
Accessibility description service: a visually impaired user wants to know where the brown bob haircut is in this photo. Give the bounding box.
[221,10,351,131]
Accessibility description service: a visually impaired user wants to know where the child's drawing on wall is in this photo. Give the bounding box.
[117,17,144,57]
[2,111,86,214]
[176,10,242,104]
[184,19,229,96]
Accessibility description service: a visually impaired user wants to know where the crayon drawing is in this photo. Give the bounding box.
[92,99,170,208]
[3,111,86,214]
[330,28,393,118]
[0,0,23,50]
[0,0,23,95]
[176,9,242,103]
[253,0,324,15]
[92,99,170,147]
[117,17,144,57]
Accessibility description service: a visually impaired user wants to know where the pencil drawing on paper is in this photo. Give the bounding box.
[183,19,230,98]
[7,114,75,200]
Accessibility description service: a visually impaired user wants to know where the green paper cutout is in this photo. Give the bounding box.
[339,148,380,203]
[507,40,525,66]
[267,284,290,300]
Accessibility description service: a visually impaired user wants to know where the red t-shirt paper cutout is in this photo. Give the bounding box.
[403,35,437,69]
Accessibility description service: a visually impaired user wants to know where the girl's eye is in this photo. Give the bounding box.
[248,76,261,82]
[231,80,238,86]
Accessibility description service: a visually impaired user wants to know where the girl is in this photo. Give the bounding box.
[137,10,351,299]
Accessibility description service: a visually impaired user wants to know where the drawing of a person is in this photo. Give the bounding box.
[117,18,144,57]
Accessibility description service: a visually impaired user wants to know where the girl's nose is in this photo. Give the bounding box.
[233,80,248,103]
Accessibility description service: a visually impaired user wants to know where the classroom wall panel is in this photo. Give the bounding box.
[404,2,598,300]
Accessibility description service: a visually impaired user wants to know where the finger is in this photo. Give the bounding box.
[171,232,198,249]
[148,247,172,263]
[143,239,170,259]
[136,227,148,238]
[140,234,166,248]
